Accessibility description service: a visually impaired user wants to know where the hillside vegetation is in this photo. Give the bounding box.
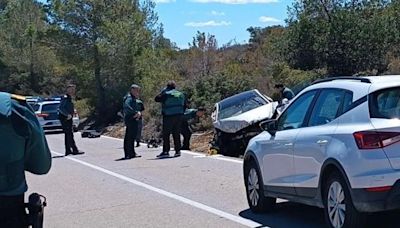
[1,0,400,135]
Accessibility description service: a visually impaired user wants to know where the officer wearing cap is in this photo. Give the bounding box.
[122,84,142,159]
[58,84,82,156]
[0,92,51,227]
[155,80,186,158]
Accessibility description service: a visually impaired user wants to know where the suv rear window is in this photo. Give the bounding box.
[42,103,60,112]
[370,87,400,119]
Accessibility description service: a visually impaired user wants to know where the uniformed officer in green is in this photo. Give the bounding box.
[181,107,206,150]
[155,81,186,158]
[123,84,142,159]
[0,92,51,228]
[58,84,82,156]
[135,99,145,147]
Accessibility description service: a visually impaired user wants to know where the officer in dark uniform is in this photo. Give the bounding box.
[123,84,142,159]
[58,84,82,156]
[181,107,206,150]
[155,81,186,158]
[0,92,51,228]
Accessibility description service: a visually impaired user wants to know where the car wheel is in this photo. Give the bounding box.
[244,160,276,213]
[323,172,365,228]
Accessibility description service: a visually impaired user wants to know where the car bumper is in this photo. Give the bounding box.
[352,180,400,212]
[72,118,80,128]
[40,119,79,130]
[40,120,62,129]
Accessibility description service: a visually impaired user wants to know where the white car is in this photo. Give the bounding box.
[211,89,278,156]
[243,76,400,228]
[33,100,80,131]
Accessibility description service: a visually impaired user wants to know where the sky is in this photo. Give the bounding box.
[154,0,294,49]
[37,0,294,49]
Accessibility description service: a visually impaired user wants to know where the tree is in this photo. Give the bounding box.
[285,0,392,76]
[47,0,158,120]
[184,31,218,78]
[0,0,54,93]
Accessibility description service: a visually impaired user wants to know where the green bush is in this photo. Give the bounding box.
[270,62,325,94]
[74,98,94,119]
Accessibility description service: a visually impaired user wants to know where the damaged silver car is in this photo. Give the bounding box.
[211,89,278,157]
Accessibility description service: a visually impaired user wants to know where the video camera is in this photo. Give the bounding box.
[26,193,47,228]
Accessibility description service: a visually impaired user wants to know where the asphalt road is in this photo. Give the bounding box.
[26,132,400,228]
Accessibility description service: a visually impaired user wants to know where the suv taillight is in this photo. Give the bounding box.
[36,113,49,118]
[353,131,400,149]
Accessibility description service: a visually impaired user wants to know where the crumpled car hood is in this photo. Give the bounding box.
[213,102,277,133]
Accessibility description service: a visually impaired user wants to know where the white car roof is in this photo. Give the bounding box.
[364,75,400,83]
[299,75,400,101]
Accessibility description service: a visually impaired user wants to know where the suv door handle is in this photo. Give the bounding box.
[317,139,328,145]
[284,143,293,147]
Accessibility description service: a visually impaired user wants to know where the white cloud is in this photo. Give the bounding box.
[259,16,281,23]
[185,20,232,27]
[192,0,278,4]
[211,10,225,16]
[154,0,176,3]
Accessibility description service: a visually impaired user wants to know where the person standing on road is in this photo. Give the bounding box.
[274,84,295,101]
[135,98,144,147]
[58,84,83,156]
[0,92,51,228]
[155,81,186,158]
[123,84,142,159]
[181,107,206,150]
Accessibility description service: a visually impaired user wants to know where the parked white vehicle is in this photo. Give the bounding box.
[243,76,400,228]
[33,100,80,131]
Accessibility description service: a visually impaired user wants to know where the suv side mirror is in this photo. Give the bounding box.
[260,119,278,135]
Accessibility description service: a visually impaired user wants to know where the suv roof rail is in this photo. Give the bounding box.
[312,76,371,85]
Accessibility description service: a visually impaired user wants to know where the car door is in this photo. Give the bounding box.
[261,90,318,195]
[293,89,350,197]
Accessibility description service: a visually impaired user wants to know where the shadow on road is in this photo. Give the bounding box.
[368,210,400,228]
[52,155,65,159]
[147,157,177,161]
[45,130,63,135]
[239,202,400,228]
[115,156,142,161]
[239,202,324,228]
[115,157,130,161]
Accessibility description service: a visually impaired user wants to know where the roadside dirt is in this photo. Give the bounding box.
[103,122,213,153]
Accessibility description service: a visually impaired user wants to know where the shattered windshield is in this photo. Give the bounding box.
[218,91,268,120]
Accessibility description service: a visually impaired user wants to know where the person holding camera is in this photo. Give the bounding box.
[0,92,51,228]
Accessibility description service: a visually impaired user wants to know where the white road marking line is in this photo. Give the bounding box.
[193,155,207,158]
[210,156,243,164]
[51,151,263,228]
[100,135,124,141]
[100,135,244,164]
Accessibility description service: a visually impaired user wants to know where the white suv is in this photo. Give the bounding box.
[243,76,400,228]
